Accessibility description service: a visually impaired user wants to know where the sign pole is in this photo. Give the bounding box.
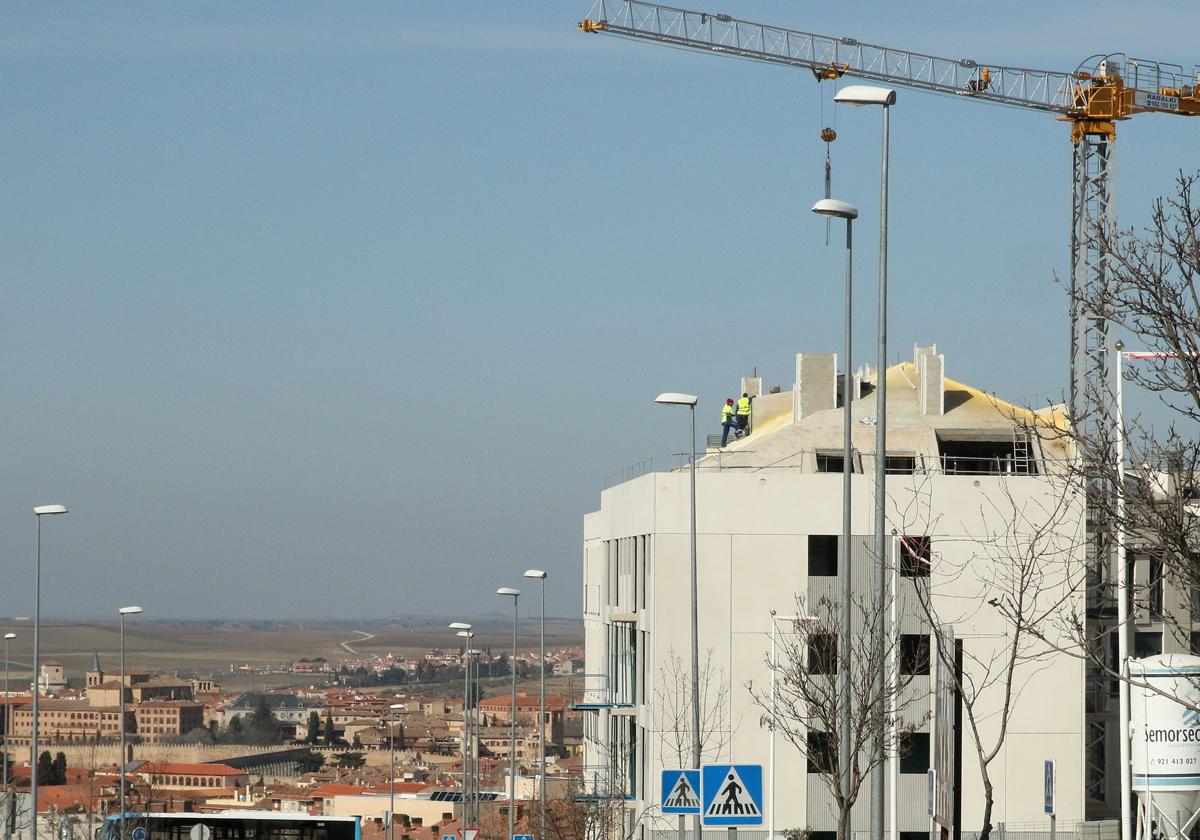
[679,815,685,840]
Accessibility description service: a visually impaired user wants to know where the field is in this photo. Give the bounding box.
[0,615,583,688]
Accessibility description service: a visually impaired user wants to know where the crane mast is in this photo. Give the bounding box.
[579,0,1200,431]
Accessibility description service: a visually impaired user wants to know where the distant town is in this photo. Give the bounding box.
[0,640,587,840]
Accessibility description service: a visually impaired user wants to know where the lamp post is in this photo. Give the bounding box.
[498,588,521,840]
[117,606,143,839]
[451,624,474,826]
[388,702,405,840]
[468,647,481,825]
[523,570,547,840]
[654,392,701,840]
[810,199,859,808]
[1115,341,1131,840]
[3,632,14,840]
[835,84,897,840]
[32,503,68,840]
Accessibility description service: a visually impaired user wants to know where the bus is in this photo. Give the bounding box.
[99,813,361,840]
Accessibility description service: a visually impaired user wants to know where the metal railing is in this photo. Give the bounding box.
[566,672,634,709]
[603,457,655,489]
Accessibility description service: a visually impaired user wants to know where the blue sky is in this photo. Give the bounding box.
[0,2,1194,619]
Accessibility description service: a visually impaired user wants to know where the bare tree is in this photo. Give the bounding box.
[653,647,733,769]
[751,593,926,840]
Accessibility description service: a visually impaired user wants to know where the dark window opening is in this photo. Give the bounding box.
[885,456,917,475]
[817,453,848,473]
[900,536,932,578]
[807,730,834,774]
[1191,633,1200,656]
[808,634,838,675]
[899,731,930,774]
[808,535,838,577]
[900,634,931,676]
[1149,555,1164,617]
[1135,632,1162,657]
[937,435,1036,476]
[901,834,930,840]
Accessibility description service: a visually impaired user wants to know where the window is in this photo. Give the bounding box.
[808,634,838,675]
[1135,632,1163,657]
[808,535,838,577]
[885,456,917,475]
[900,731,930,774]
[1192,633,1200,656]
[816,453,848,473]
[900,634,931,676]
[900,536,932,578]
[806,730,834,774]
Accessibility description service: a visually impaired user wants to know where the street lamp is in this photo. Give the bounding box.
[388,702,405,840]
[835,83,897,840]
[524,569,548,840]
[31,503,67,840]
[451,624,474,826]
[811,198,859,808]
[497,587,521,840]
[3,631,14,840]
[654,392,702,840]
[118,606,143,839]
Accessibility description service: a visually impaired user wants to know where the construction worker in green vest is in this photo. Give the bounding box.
[720,399,738,446]
[736,393,752,437]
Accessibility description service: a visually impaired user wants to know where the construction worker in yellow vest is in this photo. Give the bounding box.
[720,398,738,447]
[735,393,752,437]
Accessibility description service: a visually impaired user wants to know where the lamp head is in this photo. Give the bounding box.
[523,569,547,580]
[118,606,144,616]
[654,393,698,407]
[3,633,14,640]
[834,85,897,106]
[811,199,859,220]
[456,630,474,638]
[33,505,68,516]
[497,587,520,597]
[449,622,472,630]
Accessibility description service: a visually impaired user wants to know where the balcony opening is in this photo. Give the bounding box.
[937,432,1036,475]
[885,455,917,475]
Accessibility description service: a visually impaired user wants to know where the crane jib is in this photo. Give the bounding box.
[579,0,1200,120]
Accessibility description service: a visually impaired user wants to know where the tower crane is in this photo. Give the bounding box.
[578,1,1200,430]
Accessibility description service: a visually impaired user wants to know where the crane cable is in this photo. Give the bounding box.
[819,78,838,245]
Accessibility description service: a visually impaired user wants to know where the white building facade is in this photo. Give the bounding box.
[582,347,1090,840]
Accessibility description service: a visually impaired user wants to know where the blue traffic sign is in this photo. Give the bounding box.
[661,769,701,814]
[701,764,764,827]
[514,835,535,840]
[443,835,456,840]
[1044,760,1055,815]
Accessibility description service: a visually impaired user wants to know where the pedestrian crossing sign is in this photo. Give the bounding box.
[661,769,702,814]
[701,764,764,826]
